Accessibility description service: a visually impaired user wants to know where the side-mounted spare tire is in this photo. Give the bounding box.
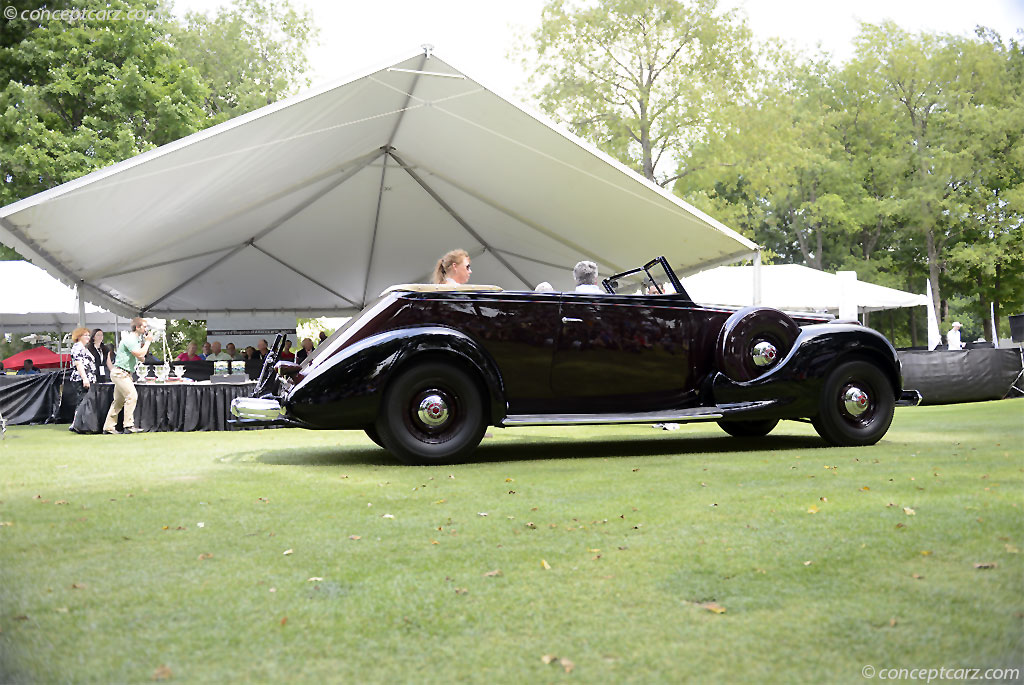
[374,360,487,465]
[716,306,800,382]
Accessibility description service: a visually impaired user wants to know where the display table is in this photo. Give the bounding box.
[71,380,259,433]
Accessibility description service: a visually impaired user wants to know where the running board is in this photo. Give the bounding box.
[502,407,726,427]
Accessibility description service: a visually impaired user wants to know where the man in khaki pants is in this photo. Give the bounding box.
[102,317,153,435]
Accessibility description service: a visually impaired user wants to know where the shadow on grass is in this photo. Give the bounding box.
[243,433,827,467]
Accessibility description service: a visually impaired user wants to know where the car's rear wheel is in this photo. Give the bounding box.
[811,359,894,446]
[716,307,800,382]
[717,418,779,437]
[375,361,486,465]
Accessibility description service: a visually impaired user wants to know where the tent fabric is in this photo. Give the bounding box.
[0,50,757,319]
[0,260,129,334]
[683,264,929,314]
[2,346,71,370]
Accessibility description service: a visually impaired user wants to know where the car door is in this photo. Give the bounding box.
[550,293,696,413]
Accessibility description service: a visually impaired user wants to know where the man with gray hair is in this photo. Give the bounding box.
[573,260,603,293]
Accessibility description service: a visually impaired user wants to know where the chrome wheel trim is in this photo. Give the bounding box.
[751,340,778,368]
[842,385,870,417]
[417,393,450,428]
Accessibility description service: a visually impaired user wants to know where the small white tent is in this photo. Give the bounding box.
[683,264,929,315]
[0,49,757,319]
[0,260,128,335]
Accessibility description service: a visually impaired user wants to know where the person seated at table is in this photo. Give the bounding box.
[201,341,212,359]
[17,359,41,374]
[225,342,243,360]
[205,341,233,361]
[177,341,202,361]
[295,338,315,364]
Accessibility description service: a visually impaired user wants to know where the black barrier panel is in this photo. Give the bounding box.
[70,381,260,433]
[899,348,1024,405]
[0,371,65,425]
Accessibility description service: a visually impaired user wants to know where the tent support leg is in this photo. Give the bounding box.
[752,250,762,306]
[388,150,533,289]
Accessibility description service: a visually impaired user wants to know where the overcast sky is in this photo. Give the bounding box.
[171,0,1024,95]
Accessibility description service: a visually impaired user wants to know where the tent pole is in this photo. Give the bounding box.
[394,157,625,273]
[77,282,85,328]
[249,244,360,308]
[752,250,762,306]
[138,151,384,314]
[361,152,390,305]
[388,150,533,289]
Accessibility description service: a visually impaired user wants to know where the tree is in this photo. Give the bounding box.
[523,0,755,186]
[0,0,209,208]
[170,0,317,124]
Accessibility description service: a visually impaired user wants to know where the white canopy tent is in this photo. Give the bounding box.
[0,48,757,319]
[0,260,129,335]
[683,264,930,316]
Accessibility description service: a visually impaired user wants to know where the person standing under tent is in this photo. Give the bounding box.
[947,321,964,350]
[102,318,152,435]
[87,329,111,383]
[68,327,96,420]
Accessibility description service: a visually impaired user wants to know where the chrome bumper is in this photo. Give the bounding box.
[897,390,922,407]
[230,397,285,421]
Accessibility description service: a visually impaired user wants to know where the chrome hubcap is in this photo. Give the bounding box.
[751,341,778,367]
[417,394,449,427]
[843,386,870,416]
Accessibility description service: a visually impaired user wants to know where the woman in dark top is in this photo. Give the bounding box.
[87,328,110,383]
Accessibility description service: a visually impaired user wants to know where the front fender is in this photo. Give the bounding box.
[285,326,505,429]
[712,324,902,418]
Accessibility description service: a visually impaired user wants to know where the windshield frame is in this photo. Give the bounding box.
[602,256,691,299]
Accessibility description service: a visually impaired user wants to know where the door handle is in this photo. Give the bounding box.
[561,317,583,323]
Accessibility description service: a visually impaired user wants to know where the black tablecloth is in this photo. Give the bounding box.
[70,381,258,433]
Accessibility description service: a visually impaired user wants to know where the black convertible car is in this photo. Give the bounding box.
[232,257,919,464]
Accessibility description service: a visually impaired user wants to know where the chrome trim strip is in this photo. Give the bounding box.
[502,411,724,427]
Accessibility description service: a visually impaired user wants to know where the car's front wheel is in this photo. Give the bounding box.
[717,418,779,437]
[364,426,384,448]
[375,361,486,465]
[811,359,894,446]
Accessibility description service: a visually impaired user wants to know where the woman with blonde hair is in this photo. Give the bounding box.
[68,327,96,420]
[431,249,471,285]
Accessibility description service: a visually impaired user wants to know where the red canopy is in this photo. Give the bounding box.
[2,346,71,370]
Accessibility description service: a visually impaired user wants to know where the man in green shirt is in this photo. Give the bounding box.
[102,317,153,434]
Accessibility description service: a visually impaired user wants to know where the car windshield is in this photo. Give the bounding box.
[602,257,688,298]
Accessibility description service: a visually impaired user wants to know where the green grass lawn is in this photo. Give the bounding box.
[1,401,1022,683]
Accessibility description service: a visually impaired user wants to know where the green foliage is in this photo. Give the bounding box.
[164,319,206,359]
[523,0,754,185]
[0,0,317,247]
[169,0,317,124]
